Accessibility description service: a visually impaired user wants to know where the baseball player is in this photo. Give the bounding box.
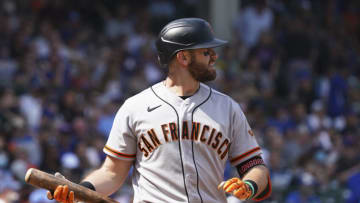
[47,18,271,203]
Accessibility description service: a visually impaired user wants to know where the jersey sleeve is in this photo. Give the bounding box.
[228,102,262,166]
[103,101,137,161]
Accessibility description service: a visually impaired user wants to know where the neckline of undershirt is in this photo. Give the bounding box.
[163,80,201,100]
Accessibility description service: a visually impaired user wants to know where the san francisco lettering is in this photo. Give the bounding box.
[138,121,230,159]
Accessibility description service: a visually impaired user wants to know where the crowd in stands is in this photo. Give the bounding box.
[0,0,359,202]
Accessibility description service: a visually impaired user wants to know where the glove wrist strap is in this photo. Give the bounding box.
[244,180,258,199]
[79,181,96,191]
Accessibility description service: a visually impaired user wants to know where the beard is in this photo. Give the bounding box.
[188,54,217,82]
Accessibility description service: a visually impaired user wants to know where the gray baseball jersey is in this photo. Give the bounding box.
[103,81,262,203]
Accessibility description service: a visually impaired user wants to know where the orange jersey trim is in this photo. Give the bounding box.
[230,147,261,164]
[104,145,136,159]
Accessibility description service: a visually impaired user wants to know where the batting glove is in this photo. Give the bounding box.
[46,172,75,203]
[218,177,253,200]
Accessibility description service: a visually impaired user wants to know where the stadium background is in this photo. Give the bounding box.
[0,0,359,202]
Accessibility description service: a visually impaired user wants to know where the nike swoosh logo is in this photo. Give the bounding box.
[147,105,162,112]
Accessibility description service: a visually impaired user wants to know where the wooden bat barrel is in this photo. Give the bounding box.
[25,168,119,203]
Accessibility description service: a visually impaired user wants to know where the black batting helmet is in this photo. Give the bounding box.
[155,18,228,66]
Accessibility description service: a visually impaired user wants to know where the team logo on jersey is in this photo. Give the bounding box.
[147,105,162,112]
[138,121,230,160]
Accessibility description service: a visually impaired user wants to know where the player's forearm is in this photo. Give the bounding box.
[242,165,269,198]
[81,167,122,196]
[81,156,133,196]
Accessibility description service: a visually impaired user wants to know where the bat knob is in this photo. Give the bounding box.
[25,168,35,183]
[218,181,226,190]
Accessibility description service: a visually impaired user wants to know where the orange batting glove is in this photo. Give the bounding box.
[218,177,253,200]
[46,172,75,203]
[47,185,74,203]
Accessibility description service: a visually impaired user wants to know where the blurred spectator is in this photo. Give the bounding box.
[0,45,18,88]
[19,88,43,130]
[103,4,134,39]
[97,100,118,137]
[347,172,360,203]
[285,171,321,203]
[29,188,55,203]
[307,100,332,132]
[328,69,349,118]
[233,0,274,48]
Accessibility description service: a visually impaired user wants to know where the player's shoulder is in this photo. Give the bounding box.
[203,83,244,112]
[203,83,237,104]
[209,87,229,99]
[123,88,153,105]
[121,82,162,107]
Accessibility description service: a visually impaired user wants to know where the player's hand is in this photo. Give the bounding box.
[46,172,75,203]
[218,177,252,200]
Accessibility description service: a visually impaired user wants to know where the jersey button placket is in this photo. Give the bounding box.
[181,102,200,203]
[182,111,196,188]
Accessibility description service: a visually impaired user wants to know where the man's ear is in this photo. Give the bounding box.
[176,51,191,66]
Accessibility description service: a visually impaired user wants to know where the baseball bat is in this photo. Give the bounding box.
[25,168,119,203]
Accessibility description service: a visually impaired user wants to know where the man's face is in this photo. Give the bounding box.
[187,48,218,82]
